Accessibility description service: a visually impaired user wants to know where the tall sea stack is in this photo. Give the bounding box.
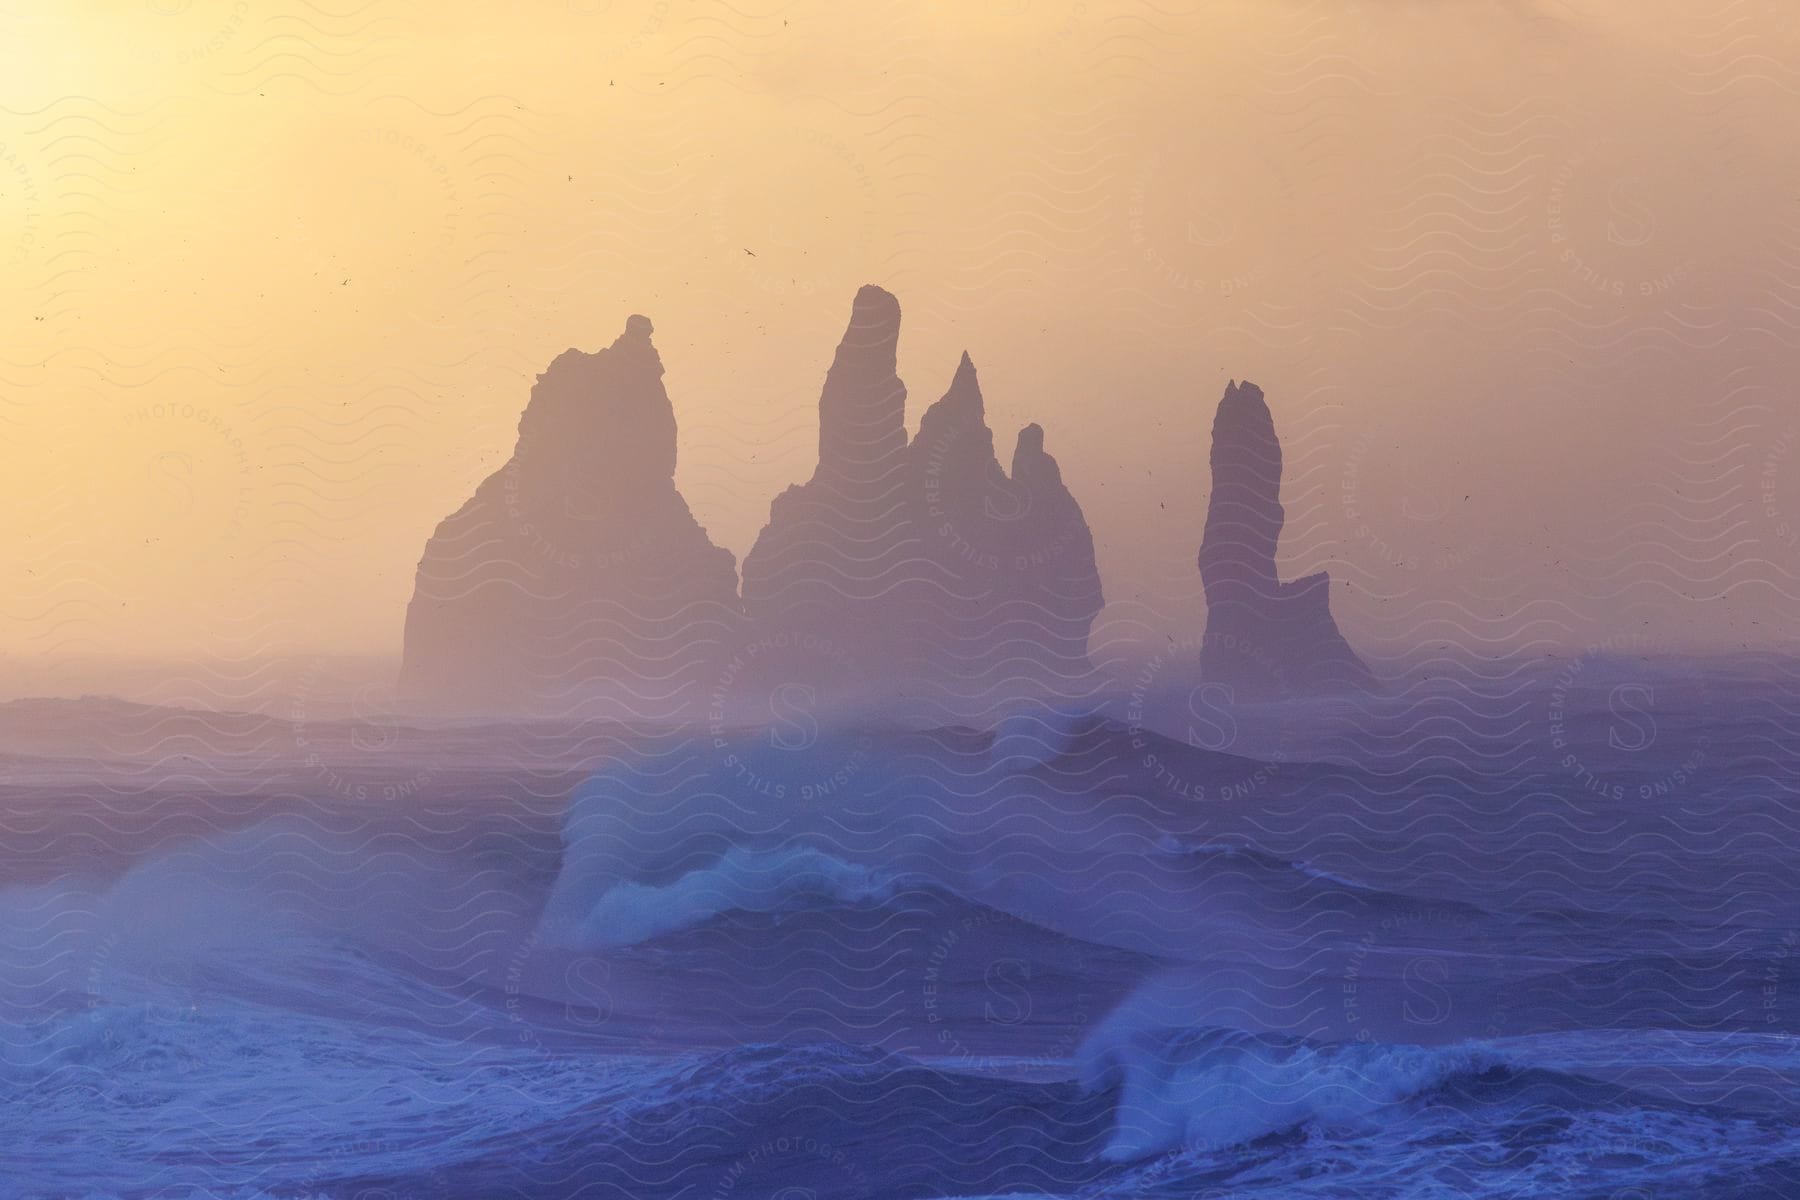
[903,352,1103,697]
[398,315,740,718]
[739,285,1104,716]
[400,289,1106,722]
[736,286,925,677]
[1198,380,1373,695]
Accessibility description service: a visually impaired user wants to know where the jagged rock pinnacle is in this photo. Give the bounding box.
[399,311,738,717]
[1197,379,1373,695]
[741,286,1104,716]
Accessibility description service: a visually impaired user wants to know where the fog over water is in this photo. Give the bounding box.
[6,6,1800,1199]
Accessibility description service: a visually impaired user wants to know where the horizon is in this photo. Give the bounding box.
[0,640,1784,718]
[9,7,1800,1198]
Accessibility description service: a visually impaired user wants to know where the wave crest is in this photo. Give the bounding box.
[1079,1017,1499,1160]
[542,844,906,948]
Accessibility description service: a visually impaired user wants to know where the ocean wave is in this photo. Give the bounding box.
[1078,1018,1501,1161]
[543,843,909,948]
[535,721,1522,971]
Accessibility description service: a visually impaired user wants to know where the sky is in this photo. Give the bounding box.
[2,0,1798,691]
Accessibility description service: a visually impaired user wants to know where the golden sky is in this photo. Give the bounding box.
[3,0,1798,684]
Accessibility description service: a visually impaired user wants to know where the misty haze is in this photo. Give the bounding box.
[3,4,1799,1199]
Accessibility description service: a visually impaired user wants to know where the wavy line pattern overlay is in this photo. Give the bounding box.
[4,3,1800,1198]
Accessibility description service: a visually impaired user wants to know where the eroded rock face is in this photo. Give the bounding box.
[904,355,1103,697]
[737,285,924,678]
[399,315,740,718]
[739,287,1104,717]
[402,290,1106,722]
[1197,380,1374,695]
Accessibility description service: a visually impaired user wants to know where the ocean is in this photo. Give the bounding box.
[2,655,1797,1198]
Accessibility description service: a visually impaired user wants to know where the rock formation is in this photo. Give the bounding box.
[401,289,1105,721]
[1197,380,1373,695]
[903,351,1104,695]
[738,285,1103,716]
[399,315,740,717]
[736,286,925,680]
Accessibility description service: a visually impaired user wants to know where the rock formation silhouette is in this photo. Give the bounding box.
[739,285,1103,716]
[1198,380,1373,695]
[400,289,1104,720]
[399,315,740,717]
[903,351,1104,698]
[736,286,924,680]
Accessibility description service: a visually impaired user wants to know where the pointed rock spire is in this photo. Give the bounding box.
[742,287,1105,717]
[399,313,740,717]
[1199,380,1285,604]
[1197,379,1373,695]
[815,284,907,488]
[740,287,921,634]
